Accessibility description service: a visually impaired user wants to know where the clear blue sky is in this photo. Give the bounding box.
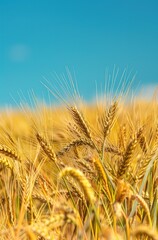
[0,0,158,106]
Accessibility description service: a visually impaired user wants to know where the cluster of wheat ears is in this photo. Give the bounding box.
[0,91,158,239]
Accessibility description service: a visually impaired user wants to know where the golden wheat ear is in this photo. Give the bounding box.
[131,225,158,240]
[69,106,93,141]
[136,146,158,181]
[136,126,148,153]
[101,101,118,139]
[117,137,137,179]
[0,156,13,170]
[131,194,152,226]
[92,158,112,202]
[58,167,96,205]
[56,138,94,158]
[36,133,57,162]
[100,101,118,159]
[0,144,21,161]
[118,124,127,152]
[115,179,131,203]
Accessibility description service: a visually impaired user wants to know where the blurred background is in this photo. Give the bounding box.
[0,0,158,107]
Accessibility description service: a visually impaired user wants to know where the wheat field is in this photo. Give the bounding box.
[0,91,158,239]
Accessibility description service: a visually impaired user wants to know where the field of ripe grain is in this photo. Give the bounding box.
[0,98,158,240]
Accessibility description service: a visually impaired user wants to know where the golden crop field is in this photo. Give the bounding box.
[0,88,158,239]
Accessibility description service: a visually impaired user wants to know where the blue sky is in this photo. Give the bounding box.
[0,1,158,106]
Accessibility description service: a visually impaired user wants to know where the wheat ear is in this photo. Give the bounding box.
[32,193,54,207]
[104,144,123,156]
[36,133,57,162]
[139,135,148,153]
[6,195,14,225]
[131,225,158,240]
[68,179,87,206]
[69,106,92,141]
[30,223,50,240]
[58,167,96,205]
[0,156,13,170]
[117,138,137,178]
[92,158,111,202]
[118,124,127,151]
[131,194,152,226]
[102,101,117,139]
[155,123,158,146]
[136,146,158,181]
[0,144,21,161]
[115,179,131,203]
[56,138,94,157]
[101,101,117,159]
[136,126,148,153]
